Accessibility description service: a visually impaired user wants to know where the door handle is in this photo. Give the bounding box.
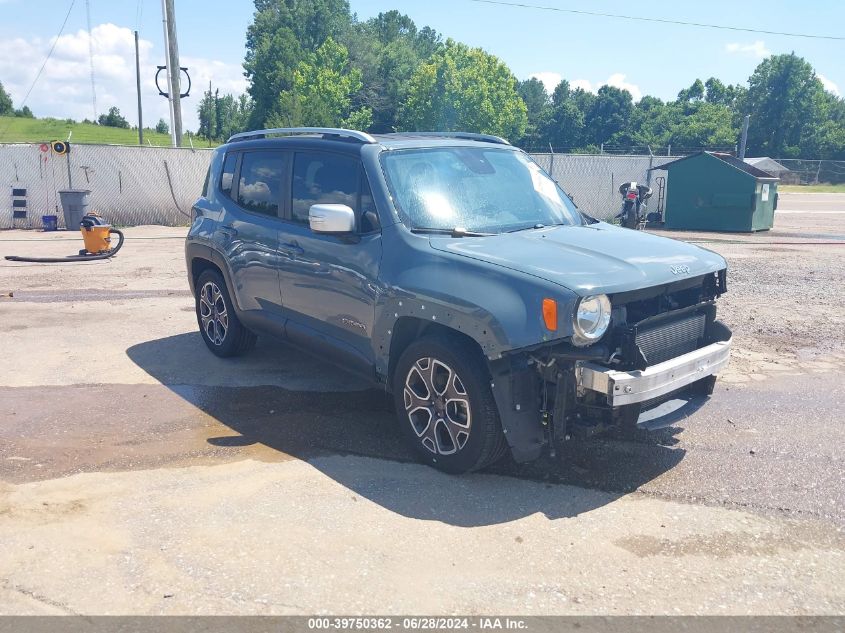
[281,241,304,255]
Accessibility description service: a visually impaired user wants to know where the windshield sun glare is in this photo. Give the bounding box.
[381,148,582,234]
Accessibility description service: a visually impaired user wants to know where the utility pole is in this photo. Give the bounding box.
[161,0,182,146]
[135,30,144,146]
[739,114,750,160]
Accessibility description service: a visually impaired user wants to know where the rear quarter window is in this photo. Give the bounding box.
[220,152,238,198]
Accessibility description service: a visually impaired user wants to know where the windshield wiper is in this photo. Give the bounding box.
[410,227,494,237]
[507,223,548,233]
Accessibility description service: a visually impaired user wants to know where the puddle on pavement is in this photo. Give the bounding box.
[0,383,401,484]
[0,382,690,495]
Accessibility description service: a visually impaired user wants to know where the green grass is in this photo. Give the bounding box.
[0,116,217,147]
[779,183,845,193]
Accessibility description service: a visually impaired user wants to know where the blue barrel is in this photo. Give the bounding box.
[42,215,58,231]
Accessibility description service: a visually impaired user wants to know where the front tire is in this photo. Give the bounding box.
[392,334,508,474]
[195,269,257,357]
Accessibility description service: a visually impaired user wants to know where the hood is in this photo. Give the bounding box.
[428,222,726,295]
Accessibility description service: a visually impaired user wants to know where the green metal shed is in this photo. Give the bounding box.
[653,152,779,232]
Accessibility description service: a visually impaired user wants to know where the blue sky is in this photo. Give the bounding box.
[1,0,843,131]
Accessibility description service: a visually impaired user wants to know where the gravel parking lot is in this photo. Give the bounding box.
[1,192,844,615]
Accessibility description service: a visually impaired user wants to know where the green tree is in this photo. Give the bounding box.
[584,85,633,146]
[806,90,845,159]
[0,81,15,116]
[198,87,215,139]
[98,106,130,128]
[400,40,527,140]
[244,0,352,127]
[155,118,169,134]
[518,77,550,123]
[198,89,253,141]
[345,10,441,132]
[0,82,12,116]
[536,80,588,150]
[0,82,15,116]
[670,102,738,150]
[627,96,679,148]
[677,79,705,103]
[271,37,371,128]
[14,105,34,118]
[703,77,744,108]
[743,53,825,157]
[517,77,550,147]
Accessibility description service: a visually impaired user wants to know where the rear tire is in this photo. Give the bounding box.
[623,205,639,229]
[195,269,257,358]
[392,334,508,474]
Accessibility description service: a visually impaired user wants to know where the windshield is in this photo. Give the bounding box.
[381,147,582,233]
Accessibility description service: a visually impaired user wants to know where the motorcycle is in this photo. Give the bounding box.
[616,181,653,229]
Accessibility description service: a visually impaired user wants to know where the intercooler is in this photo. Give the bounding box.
[635,312,707,366]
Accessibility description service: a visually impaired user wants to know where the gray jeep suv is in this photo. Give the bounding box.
[186,127,731,473]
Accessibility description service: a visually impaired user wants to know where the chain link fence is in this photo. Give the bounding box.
[532,153,679,219]
[5,142,837,230]
[769,159,845,185]
[0,143,211,229]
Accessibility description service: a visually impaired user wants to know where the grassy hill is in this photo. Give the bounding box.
[0,116,215,147]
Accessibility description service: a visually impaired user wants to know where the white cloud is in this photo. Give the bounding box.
[570,79,594,93]
[0,23,246,133]
[558,75,642,101]
[605,73,642,101]
[725,40,770,58]
[529,72,562,95]
[817,73,840,97]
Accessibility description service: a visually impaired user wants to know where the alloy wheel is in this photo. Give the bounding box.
[403,357,472,455]
[199,281,228,346]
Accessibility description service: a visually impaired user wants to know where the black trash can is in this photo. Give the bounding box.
[58,189,92,230]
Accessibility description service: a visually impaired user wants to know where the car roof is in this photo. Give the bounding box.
[373,133,515,150]
[221,129,515,153]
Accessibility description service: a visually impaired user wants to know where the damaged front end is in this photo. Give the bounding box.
[489,270,731,463]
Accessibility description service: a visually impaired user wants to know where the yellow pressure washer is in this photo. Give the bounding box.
[5,213,125,263]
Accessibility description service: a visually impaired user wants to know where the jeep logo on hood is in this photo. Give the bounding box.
[670,265,691,275]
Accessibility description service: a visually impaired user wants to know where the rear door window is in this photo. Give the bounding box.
[291,152,359,225]
[237,151,286,217]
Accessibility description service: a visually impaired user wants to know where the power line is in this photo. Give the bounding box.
[466,0,845,41]
[12,0,77,112]
[0,0,77,142]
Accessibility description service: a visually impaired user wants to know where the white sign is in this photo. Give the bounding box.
[761,183,770,202]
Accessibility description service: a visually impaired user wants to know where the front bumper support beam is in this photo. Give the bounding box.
[577,335,731,407]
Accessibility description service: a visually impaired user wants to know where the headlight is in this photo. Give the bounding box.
[572,294,611,346]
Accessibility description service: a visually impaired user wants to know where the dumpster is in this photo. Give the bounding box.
[58,189,92,230]
[652,152,779,232]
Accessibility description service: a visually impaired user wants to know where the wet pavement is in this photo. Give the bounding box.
[3,366,842,527]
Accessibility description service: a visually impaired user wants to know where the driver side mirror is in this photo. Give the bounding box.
[309,204,355,234]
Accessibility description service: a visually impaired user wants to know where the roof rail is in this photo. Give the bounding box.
[383,132,511,146]
[227,127,377,144]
